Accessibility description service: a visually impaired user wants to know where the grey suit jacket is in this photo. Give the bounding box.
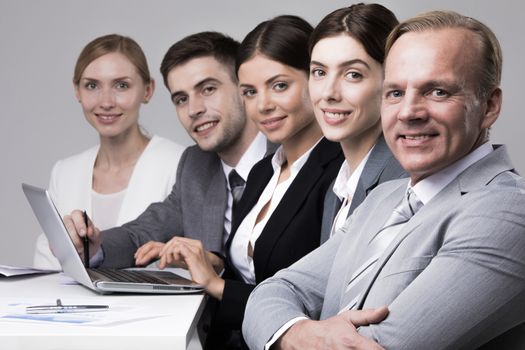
[101,145,228,268]
[320,135,407,243]
[244,145,525,350]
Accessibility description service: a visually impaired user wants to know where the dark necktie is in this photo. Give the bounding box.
[340,188,423,312]
[228,169,245,223]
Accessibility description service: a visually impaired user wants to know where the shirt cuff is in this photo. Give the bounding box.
[265,316,308,350]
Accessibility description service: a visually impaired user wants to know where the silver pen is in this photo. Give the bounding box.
[26,298,109,314]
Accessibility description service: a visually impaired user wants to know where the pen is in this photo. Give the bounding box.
[83,210,89,268]
[26,298,108,314]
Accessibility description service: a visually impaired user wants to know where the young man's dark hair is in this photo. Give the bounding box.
[160,31,240,87]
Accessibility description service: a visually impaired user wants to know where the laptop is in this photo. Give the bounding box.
[22,183,204,294]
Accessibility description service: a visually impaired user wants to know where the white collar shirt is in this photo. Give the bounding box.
[410,142,493,204]
[330,146,374,236]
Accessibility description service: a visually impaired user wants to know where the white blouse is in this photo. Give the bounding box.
[329,146,373,236]
[229,139,321,284]
[91,189,127,231]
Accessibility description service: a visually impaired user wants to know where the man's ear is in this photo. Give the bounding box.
[481,87,502,129]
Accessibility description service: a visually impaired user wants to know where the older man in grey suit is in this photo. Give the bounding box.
[243,11,525,350]
[64,32,274,271]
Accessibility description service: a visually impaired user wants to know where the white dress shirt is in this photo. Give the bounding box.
[91,189,126,231]
[230,139,321,284]
[89,189,127,266]
[410,142,493,204]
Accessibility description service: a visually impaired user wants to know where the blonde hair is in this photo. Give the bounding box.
[73,34,151,85]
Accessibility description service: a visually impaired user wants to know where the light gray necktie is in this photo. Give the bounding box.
[339,188,423,312]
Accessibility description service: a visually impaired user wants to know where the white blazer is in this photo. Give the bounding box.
[33,135,185,269]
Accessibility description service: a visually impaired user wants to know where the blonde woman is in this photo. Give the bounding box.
[33,34,184,269]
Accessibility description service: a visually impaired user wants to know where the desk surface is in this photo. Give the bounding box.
[0,272,205,350]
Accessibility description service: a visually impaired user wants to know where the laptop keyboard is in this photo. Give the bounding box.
[92,268,169,285]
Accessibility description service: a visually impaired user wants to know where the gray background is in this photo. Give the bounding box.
[1,0,523,267]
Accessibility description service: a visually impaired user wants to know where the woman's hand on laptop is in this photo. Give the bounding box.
[158,237,226,300]
[63,210,102,259]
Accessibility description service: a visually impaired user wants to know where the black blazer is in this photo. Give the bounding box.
[209,137,343,339]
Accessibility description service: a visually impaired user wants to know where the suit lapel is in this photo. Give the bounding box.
[78,146,98,218]
[253,138,340,280]
[320,186,342,244]
[202,158,228,251]
[118,136,158,224]
[457,145,514,192]
[228,141,278,237]
[348,135,399,215]
[353,180,462,309]
[48,146,97,218]
[339,182,406,310]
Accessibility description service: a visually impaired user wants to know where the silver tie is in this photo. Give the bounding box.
[339,188,423,312]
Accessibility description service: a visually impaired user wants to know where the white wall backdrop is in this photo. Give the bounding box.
[1,0,523,266]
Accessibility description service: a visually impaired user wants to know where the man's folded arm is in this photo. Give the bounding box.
[243,233,344,349]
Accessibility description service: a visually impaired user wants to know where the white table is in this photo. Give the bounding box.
[0,273,205,350]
